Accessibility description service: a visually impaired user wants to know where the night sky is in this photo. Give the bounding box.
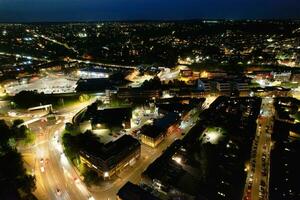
[0,0,300,22]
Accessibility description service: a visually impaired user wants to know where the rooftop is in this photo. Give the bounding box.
[81,134,140,163]
[117,182,160,200]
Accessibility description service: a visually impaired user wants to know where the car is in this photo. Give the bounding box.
[247,184,252,192]
[249,177,253,183]
[56,188,62,196]
[74,177,80,184]
[40,166,45,173]
[88,196,95,200]
[259,185,264,192]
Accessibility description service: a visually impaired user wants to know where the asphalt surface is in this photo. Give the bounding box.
[14,95,214,200]
[243,97,274,200]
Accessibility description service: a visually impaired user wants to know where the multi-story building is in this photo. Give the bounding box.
[140,112,179,148]
[197,79,211,92]
[140,125,165,148]
[216,81,231,92]
[180,69,193,77]
[117,88,162,99]
[77,66,112,79]
[80,135,141,179]
[272,71,291,82]
[236,82,249,91]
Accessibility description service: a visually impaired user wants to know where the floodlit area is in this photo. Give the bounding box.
[4,75,78,95]
[255,79,283,88]
[291,86,300,100]
[0,84,6,96]
[201,127,225,144]
[127,73,153,87]
[157,67,180,81]
[130,106,159,129]
[93,129,119,143]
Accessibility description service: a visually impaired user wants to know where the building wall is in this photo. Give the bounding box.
[80,146,141,179]
[140,133,165,148]
[216,82,231,91]
[117,89,161,99]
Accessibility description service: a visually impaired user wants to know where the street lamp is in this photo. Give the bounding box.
[103,171,109,178]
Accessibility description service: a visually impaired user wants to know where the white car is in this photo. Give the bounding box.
[88,196,95,200]
[40,166,45,173]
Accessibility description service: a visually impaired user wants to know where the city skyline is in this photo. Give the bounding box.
[0,1,300,199]
[1,0,300,22]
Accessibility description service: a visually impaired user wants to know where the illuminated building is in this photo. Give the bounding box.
[197,79,211,92]
[140,112,179,148]
[77,66,111,79]
[80,135,140,180]
[117,88,161,99]
[140,125,165,148]
[216,81,231,92]
[180,69,193,77]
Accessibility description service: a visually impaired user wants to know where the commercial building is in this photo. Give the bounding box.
[117,88,162,99]
[236,82,249,91]
[80,135,141,179]
[216,81,231,92]
[77,66,112,79]
[140,112,179,148]
[197,79,211,92]
[180,69,193,77]
[140,125,165,148]
[207,71,227,78]
[271,71,291,82]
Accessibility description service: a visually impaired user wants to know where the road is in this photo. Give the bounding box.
[16,95,211,200]
[27,29,79,54]
[243,97,274,200]
[33,121,91,200]
[18,98,98,200]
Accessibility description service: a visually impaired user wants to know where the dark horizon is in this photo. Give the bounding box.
[1,0,300,22]
[1,18,300,24]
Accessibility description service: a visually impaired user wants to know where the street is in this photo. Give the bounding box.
[14,95,211,200]
[243,97,274,200]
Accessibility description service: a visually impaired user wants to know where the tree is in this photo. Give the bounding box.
[0,120,10,149]
[11,119,35,145]
[82,168,99,185]
[62,133,79,161]
[19,175,36,194]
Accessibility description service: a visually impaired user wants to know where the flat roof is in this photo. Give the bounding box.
[117,182,160,200]
[81,134,140,162]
